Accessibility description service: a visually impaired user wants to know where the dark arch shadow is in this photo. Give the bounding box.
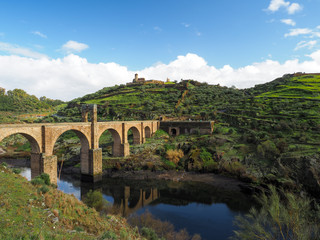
[53,130,90,175]
[128,127,140,145]
[145,126,151,139]
[99,129,121,157]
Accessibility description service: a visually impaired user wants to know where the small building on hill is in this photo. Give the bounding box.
[127,73,166,86]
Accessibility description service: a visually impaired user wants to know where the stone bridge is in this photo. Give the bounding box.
[0,105,159,184]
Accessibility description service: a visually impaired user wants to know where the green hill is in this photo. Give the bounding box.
[50,74,320,196]
[0,88,64,123]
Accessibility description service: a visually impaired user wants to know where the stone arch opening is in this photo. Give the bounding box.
[99,129,121,157]
[52,130,90,177]
[128,127,140,145]
[145,126,151,139]
[0,133,40,160]
[171,128,177,136]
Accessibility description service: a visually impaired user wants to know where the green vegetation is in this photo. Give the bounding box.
[0,164,142,239]
[233,185,320,240]
[0,88,63,123]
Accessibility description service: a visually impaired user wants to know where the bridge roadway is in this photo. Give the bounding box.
[0,120,159,184]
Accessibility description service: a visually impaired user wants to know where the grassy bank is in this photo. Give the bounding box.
[0,163,142,239]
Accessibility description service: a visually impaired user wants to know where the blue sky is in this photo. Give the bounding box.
[0,0,320,100]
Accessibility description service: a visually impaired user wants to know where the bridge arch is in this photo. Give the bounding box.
[145,126,151,139]
[51,129,91,176]
[0,133,40,153]
[128,126,140,145]
[98,128,122,157]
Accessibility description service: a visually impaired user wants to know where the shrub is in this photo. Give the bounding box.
[1,162,8,167]
[141,227,159,240]
[163,160,176,170]
[233,185,320,240]
[39,173,50,185]
[39,185,50,194]
[199,148,212,162]
[84,190,106,211]
[31,177,45,186]
[12,168,21,174]
[257,140,279,159]
[166,149,184,164]
[99,231,118,240]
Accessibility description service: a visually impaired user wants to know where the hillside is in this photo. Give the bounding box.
[0,88,64,123]
[48,74,320,196]
[2,74,320,196]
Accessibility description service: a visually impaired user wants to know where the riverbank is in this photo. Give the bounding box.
[0,163,142,239]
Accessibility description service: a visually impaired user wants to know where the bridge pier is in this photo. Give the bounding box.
[81,148,103,182]
[31,153,57,185]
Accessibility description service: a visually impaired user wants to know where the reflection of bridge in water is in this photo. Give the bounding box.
[114,186,160,217]
[80,183,160,217]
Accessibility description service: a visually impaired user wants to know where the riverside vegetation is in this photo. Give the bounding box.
[1,73,320,239]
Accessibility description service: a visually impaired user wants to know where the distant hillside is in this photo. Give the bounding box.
[54,73,320,158]
[0,89,64,123]
[55,80,244,121]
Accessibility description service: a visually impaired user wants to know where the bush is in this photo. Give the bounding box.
[99,231,118,240]
[1,162,8,167]
[39,185,50,194]
[31,173,50,186]
[31,177,45,186]
[141,227,160,240]
[163,160,176,170]
[12,168,21,174]
[199,148,212,162]
[39,173,50,185]
[233,185,320,240]
[166,149,184,164]
[84,190,106,211]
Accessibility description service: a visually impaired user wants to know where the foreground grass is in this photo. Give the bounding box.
[0,164,143,239]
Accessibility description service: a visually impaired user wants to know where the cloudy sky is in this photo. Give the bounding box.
[0,0,320,101]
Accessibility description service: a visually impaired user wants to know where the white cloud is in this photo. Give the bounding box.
[281,19,296,26]
[1,52,320,101]
[285,28,312,37]
[267,0,302,14]
[268,0,290,12]
[32,31,47,39]
[0,41,47,59]
[294,40,317,50]
[62,40,89,54]
[287,3,302,14]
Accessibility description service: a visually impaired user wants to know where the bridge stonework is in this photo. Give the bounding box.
[0,115,159,184]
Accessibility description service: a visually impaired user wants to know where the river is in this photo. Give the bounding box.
[19,167,254,240]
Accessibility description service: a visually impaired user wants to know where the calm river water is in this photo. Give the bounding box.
[20,167,254,240]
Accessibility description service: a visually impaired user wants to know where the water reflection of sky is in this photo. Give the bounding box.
[20,167,31,180]
[57,179,81,200]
